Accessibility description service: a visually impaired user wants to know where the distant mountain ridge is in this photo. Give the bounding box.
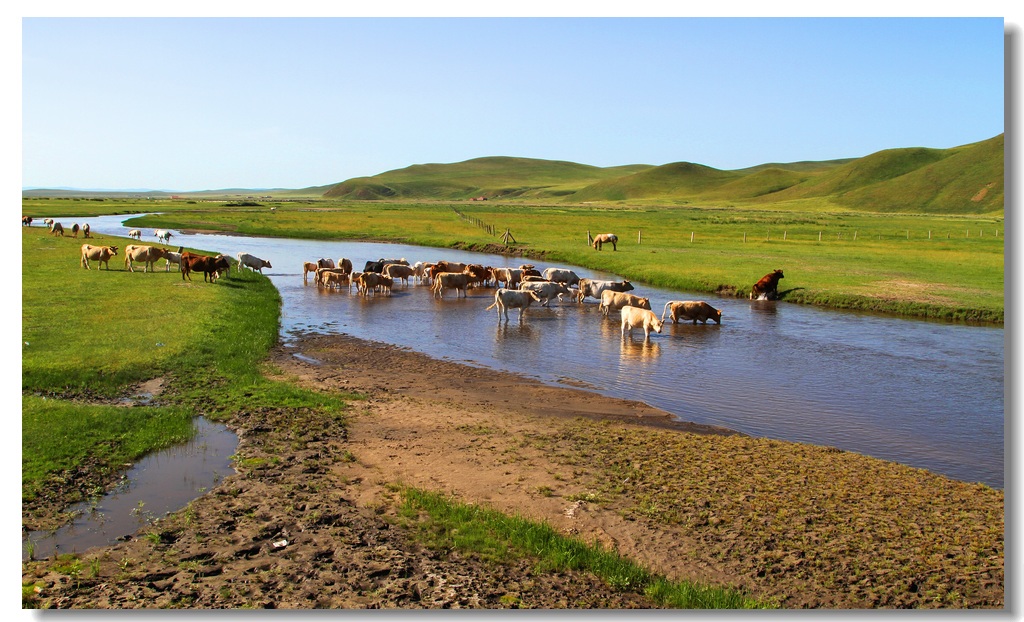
[24,134,1003,214]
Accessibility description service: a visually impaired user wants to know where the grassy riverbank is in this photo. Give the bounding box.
[23,197,1000,323]
[20,227,348,526]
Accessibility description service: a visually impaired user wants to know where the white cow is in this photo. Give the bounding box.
[541,267,581,288]
[236,252,272,274]
[518,281,574,307]
[154,229,173,243]
[128,229,142,240]
[621,306,664,340]
[485,288,542,321]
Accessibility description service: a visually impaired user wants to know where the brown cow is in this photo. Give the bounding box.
[662,300,722,325]
[70,223,80,238]
[750,269,784,300]
[80,244,118,270]
[181,252,230,282]
[432,272,472,298]
[22,216,32,226]
[124,245,170,273]
[82,223,91,238]
[50,222,64,236]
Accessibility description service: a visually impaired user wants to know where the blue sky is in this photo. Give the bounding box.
[20,15,1009,191]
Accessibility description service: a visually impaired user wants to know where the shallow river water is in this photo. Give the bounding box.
[74,215,1005,490]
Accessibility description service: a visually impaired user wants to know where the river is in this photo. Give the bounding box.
[74,214,1005,489]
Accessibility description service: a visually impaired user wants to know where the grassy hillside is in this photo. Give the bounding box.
[324,156,654,201]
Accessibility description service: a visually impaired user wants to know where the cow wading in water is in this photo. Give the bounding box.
[750,269,784,301]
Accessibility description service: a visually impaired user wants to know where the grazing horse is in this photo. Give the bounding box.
[750,269,784,300]
[592,233,618,251]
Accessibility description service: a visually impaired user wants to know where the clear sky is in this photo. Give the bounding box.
[19,13,1010,191]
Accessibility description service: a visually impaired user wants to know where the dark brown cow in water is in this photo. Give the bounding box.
[750,269,784,300]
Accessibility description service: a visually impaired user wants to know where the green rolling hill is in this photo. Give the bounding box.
[320,134,1002,213]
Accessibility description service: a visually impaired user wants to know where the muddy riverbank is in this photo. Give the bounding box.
[22,333,1003,609]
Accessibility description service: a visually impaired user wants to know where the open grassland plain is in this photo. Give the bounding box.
[41,196,1003,323]
[22,226,1004,609]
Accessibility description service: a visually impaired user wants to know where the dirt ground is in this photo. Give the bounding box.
[22,333,1004,609]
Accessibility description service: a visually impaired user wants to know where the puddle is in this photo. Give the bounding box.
[23,416,238,561]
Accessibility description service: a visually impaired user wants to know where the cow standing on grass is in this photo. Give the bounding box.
[80,245,118,270]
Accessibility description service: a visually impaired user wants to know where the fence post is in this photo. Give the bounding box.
[638,230,642,245]
[818,231,822,242]
[690,231,694,243]
[853,231,857,241]
[784,231,787,240]
[743,232,746,243]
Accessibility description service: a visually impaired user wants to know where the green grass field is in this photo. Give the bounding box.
[21,227,349,509]
[30,197,999,323]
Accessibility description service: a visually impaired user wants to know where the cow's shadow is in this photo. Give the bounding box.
[776,287,804,300]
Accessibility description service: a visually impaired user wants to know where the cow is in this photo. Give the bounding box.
[541,267,581,288]
[434,260,467,274]
[363,260,386,274]
[432,272,472,298]
[354,271,385,296]
[600,291,652,317]
[43,218,53,227]
[662,300,723,325]
[520,265,542,278]
[621,305,664,340]
[347,271,363,292]
[164,247,186,272]
[80,244,118,270]
[320,271,350,289]
[124,245,170,273]
[518,280,574,307]
[379,257,408,266]
[464,264,492,288]
[485,288,543,321]
[128,229,142,240]
[236,252,272,274]
[22,216,32,226]
[154,229,173,243]
[336,257,353,274]
[317,258,336,270]
[592,233,618,251]
[493,264,524,288]
[82,223,91,238]
[383,263,416,286]
[577,278,634,302]
[316,267,349,287]
[412,261,430,284]
[70,223,80,238]
[303,262,319,283]
[181,252,230,283]
[50,222,64,237]
[750,269,784,300]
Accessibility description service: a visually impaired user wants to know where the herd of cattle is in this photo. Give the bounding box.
[26,219,272,283]
[31,218,785,340]
[297,256,780,340]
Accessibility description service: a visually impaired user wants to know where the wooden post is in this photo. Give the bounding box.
[767,229,770,241]
[784,231,787,240]
[818,231,822,242]
[743,232,746,243]
[587,230,593,246]
[690,231,694,243]
[638,229,642,245]
[853,231,857,241]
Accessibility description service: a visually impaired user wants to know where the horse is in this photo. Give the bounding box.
[592,233,618,251]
